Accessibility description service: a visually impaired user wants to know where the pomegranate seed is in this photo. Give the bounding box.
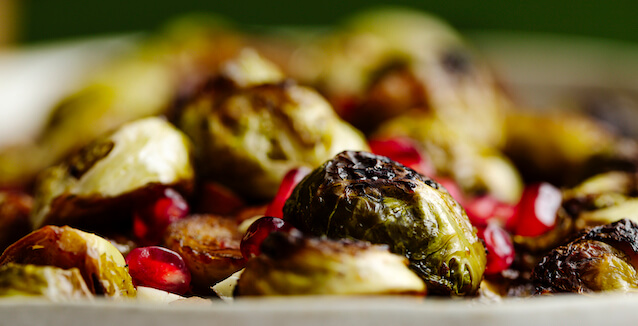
[133,188,189,245]
[464,196,517,228]
[369,137,434,176]
[125,246,191,294]
[197,182,245,215]
[240,216,293,259]
[507,182,562,237]
[332,95,360,123]
[478,223,515,275]
[265,167,311,219]
[435,177,466,205]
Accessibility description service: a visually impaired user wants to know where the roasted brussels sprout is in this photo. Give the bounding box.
[237,231,425,296]
[31,117,194,229]
[179,52,368,201]
[533,219,638,294]
[0,263,92,301]
[375,112,522,203]
[292,8,510,144]
[163,215,245,292]
[0,225,135,298]
[561,171,638,229]
[284,151,486,295]
[504,110,638,186]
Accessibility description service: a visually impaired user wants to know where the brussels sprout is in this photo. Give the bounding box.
[375,112,522,203]
[236,231,426,296]
[533,219,638,294]
[0,225,135,298]
[284,151,486,295]
[179,53,368,201]
[504,110,637,186]
[291,8,509,144]
[31,117,194,229]
[0,263,92,301]
[163,215,245,293]
[560,171,638,229]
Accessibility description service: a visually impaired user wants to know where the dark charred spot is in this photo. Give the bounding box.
[580,218,638,254]
[326,151,429,199]
[67,141,115,179]
[441,48,472,76]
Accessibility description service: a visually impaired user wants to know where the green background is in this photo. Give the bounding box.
[17,0,638,44]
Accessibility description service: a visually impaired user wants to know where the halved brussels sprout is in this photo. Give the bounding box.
[291,8,510,144]
[0,225,135,298]
[0,263,92,301]
[375,112,522,203]
[533,219,638,294]
[163,215,245,293]
[284,151,486,295]
[31,117,194,229]
[237,231,425,296]
[179,53,368,201]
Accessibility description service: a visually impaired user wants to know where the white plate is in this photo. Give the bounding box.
[1,294,637,326]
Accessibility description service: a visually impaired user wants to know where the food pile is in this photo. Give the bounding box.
[2,8,638,302]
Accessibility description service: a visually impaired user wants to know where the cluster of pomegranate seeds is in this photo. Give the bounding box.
[265,167,311,219]
[464,196,517,227]
[506,182,562,237]
[240,216,293,259]
[477,223,515,275]
[133,188,189,245]
[125,246,191,295]
[368,137,434,176]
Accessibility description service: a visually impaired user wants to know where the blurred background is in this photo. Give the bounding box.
[2,0,638,46]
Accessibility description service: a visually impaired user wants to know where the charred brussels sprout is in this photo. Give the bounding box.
[0,263,92,301]
[533,219,638,294]
[284,151,486,295]
[31,117,194,229]
[237,231,425,296]
[179,52,368,201]
[0,226,135,298]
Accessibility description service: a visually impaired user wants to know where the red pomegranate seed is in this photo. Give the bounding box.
[369,137,434,176]
[197,182,245,216]
[332,95,360,123]
[133,188,189,244]
[478,223,515,275]
[464,196,517,228]
[240,216,293,259]
[125,246,191,294]
[435,177,466,205]
[265,167,311,219]
[507,182,562,237]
